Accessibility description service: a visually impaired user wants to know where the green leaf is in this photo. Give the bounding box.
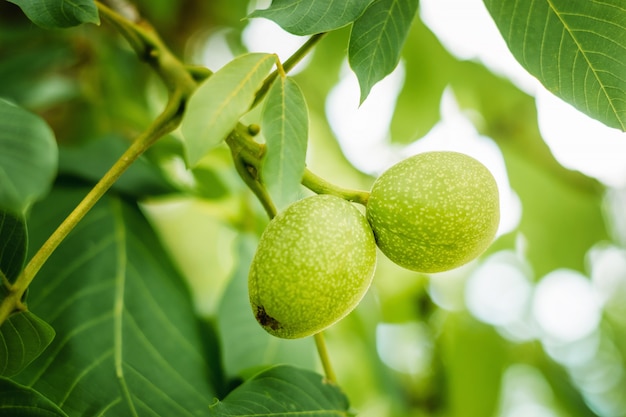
[8,0,100,29]
[0,311,55,378]
[0,99,57,215]
[0,378,67,417]
[390,16,459,143]
[348,0,419,103]
[483,0,626,131]
[138,136,230,200]
[208,365,350,416]
[217,236,315,378]
[249,0,373,36]
[6,0,99,29]
[191,167,229,200]
[15,187,217,416]
[181,53,275,167]
[0,210,27,284]
[0,29,77,108]
[439,314,508,417]
[261,77,309,211]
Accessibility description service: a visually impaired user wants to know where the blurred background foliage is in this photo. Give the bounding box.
[1,0,625,416]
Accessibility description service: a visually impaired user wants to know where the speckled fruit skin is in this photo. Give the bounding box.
[249,194,377,339]
[366,151,500,273]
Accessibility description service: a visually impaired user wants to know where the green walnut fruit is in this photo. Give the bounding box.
[366,151,499,273]
[249,194,377,339]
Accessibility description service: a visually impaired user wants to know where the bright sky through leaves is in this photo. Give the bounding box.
[420,0,626,188]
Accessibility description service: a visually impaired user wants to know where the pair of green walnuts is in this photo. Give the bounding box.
[249,151,500,339]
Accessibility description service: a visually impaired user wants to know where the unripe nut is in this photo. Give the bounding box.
[249,194,377,339]
[366,151,500,273]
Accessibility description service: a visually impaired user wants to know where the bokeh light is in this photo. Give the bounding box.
[531,269,602,344]
[376,322,433,375]
[496,364,559,417]
[465,251,533,328]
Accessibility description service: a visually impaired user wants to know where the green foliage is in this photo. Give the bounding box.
[498,144,607,276]
[483,0,626,131]
[0,211,26,284]
[439,314,507,417]
[0,212,53,379]
[349,0,419,102]
[0,378,67,417]
[0,311,55,377]
[182,53,275,166]
[0,99,57,215]
[261,77,309,210]
[249,0,373,35]
[390,16,458,142]
[15,187,217,416]
[208,365,351,416]
[6,0,99,29]
[0,0,624,416]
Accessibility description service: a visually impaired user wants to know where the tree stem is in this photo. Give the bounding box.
[314,332,337,383]
[227,130,277,220]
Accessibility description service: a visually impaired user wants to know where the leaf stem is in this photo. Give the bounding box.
[314,332,337,383]
[275,56,287,79]
[0,270,10,290]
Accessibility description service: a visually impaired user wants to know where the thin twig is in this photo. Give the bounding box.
[252,32,327,107]
[314,332,337,383]
[302,169,370,205]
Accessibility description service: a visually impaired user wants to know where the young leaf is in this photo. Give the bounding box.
[249,0,373,36]
[261,77,309,211]
[217,236,315,378]
[0,99,58,215]
[0,311,55,377]
[14,187,217,416]
[181,53,275,167]
[0,210,27,285]
[483,0,626,131]
[208,365,350,416]
[6,0,99,29]
[348,0,419,103]
[0,378,67,417]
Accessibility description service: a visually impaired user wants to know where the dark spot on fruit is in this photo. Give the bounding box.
[255,305,282,331]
